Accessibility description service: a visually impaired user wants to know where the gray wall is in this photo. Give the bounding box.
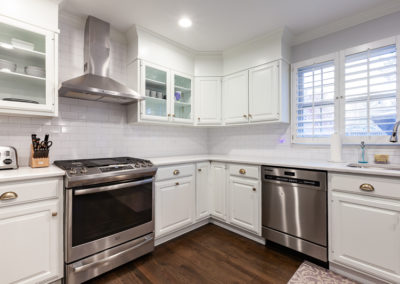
[292,11,400,63]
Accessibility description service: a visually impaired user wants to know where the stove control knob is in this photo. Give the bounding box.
[135,163,140,168]
[80,167,88,174]
[69,169,77,175]
[147,162,153,167]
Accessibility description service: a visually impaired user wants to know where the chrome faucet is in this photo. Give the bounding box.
[390,121,400,142]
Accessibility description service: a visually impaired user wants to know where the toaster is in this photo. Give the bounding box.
[0,146,18,170]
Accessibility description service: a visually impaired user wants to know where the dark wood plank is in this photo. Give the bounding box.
[86,224,302,284]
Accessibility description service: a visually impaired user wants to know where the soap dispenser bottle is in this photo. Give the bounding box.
[358,141,368,164]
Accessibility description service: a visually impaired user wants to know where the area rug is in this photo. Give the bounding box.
[288,261,358,284]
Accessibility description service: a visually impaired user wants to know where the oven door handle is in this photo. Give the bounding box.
[74,178,153,196]
[72,234,154,273]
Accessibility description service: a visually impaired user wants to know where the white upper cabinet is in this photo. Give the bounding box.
[128,60,194,124]
[195,77,222,125]
[249,62,279,122]
[222,70,249,124]
[127,24,291,126]
[222,60,289,125]
[171,71,193,123]
[0,2,59,117]
[140,62,170,122]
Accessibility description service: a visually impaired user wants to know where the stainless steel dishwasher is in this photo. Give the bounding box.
[261,166,327,262]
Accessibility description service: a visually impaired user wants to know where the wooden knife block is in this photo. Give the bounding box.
[29,145,49,168]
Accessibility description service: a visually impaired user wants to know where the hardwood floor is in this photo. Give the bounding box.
[86,224,303,284]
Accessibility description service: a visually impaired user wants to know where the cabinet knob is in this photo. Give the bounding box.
[168,114,171,117]
[252,187,256,191]
[173,114,176,117]
[198,169,202,172]
[198,117,200,121]
[173,170,180,175]
[243,114,247,118]
[52,212,58,217]
[360,183,374,192]
[0,191,18,201]
[239,169,246,175]
[248,114,253,119]
[175,182,180,186]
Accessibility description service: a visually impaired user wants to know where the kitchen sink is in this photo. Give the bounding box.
[346,163,400,171]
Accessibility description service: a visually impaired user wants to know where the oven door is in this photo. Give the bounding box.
[65,176,154,263]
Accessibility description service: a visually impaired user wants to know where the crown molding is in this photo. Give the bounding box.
[292,0,400,46]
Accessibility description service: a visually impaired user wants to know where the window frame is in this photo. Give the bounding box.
[291,36,400,145]
[291,52,340,144]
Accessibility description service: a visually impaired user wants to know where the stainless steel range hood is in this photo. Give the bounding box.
[59,16,144,104]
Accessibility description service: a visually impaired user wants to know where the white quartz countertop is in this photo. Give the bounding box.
[149,154,400,177]
[0,165,65,183]
[2,155,400,183]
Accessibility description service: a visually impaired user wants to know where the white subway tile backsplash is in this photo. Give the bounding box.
[1,10,399,167]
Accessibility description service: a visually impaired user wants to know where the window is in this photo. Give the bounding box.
[292,54,338,143]
[344,44,397,137]
[296,61,335,138]
[292,37,399,144]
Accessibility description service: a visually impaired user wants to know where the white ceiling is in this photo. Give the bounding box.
[61,0,400,51]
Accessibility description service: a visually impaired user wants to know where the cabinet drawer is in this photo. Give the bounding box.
[0,178,61,207]
[156,164,195,181]
[330,173,400,199]
[229,164,259,179]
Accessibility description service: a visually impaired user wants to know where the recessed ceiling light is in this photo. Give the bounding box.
[178,17,192,28]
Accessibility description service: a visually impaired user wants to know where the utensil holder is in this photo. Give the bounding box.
[29,145,49,168]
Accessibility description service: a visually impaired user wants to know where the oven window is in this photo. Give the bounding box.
[72,181,152,246]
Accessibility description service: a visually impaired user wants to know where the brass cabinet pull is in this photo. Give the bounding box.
[173,170,180,175]
[198,169,202,172]
[248,114,253,119]
[252,187,256,191]
[0,191,18,201]
[168,114,171,117]
[198,117,200,121]
[175,182,180,186]
[173,114,176,117]
[360,183,375,192]
[243,114,247,118]
[239,169,246,175]
[52,212,58,217]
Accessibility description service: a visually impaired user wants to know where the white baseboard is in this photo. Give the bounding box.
[210,219,265,245]
[155,217,265,246]
[155,219,209,246]
[330,262,390,284]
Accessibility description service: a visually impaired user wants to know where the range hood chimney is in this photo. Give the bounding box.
[59,16,144,104]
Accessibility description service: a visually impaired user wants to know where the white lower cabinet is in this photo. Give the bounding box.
[155,162,262,241]
[196,162,210,220]
[210,162,227,221]
[155,176,195,238]
[330,191,400,283]
[0,177,63,284]
[228,176,260,234]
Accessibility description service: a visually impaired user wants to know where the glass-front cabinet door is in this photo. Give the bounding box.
[0,16,56,116]
[141,63,170,121]
[172,72,193,123]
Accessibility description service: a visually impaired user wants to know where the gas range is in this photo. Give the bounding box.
[54,157,157,188]
[57,156,157,283]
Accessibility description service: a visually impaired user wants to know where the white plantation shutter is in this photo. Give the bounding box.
[295,61,335,139]
[344,44,397,136]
